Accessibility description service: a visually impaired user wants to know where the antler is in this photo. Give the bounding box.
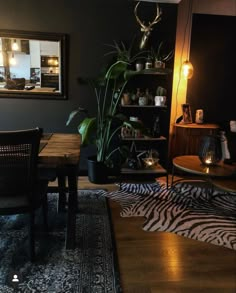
[134,2,162,50]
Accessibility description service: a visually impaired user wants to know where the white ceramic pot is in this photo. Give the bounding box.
[135,62,144,71]
[154,96,166,106]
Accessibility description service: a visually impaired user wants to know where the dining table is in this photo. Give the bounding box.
[38,133,81,249]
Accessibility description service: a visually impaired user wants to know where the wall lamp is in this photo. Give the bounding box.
[182,60,194,79]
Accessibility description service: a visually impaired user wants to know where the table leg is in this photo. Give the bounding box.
[171,165,175,187]
[166,174,169,189]
[57,173,67,212]
[205,178,214,201]
[65,166,78,249]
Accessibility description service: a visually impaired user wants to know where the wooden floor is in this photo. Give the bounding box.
[61,176,236,292]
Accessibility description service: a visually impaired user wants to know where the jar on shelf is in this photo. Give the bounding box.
[145,57,153,69]
[145,88,153,105]
[135,61,144,71]
[121,92,131,105]
[131,88,141,105]
[152,116,161,138]
[138,96,148,106]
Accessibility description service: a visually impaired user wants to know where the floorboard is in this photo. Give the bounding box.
[50,176,236,293]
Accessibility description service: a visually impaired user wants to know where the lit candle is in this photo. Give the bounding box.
[204,151,213,165]
[146,158,154,166]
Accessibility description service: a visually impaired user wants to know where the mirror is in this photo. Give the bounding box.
[0,29,67,99]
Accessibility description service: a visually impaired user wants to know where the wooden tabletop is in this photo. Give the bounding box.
[174,123,219,129]
[211,178,236,193]
[173,155,236,177]
[39,133,81,167]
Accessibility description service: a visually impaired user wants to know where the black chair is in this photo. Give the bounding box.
[0,128,48,261]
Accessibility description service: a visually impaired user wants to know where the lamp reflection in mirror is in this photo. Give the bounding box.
[9,53,16,65]
[182,60,193,79]
[12,39,19,51]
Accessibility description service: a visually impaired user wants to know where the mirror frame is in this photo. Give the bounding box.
[0,29,68,100]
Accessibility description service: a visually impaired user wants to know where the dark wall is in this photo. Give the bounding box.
[0,0,177,170]
[187,14,236,127]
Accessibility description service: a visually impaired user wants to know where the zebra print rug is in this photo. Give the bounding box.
[102,180,236,250]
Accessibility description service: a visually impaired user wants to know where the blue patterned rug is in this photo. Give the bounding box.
[0,190,122,292]
[103,180,236,250]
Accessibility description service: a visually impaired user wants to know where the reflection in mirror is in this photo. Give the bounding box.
[0,30,67,99]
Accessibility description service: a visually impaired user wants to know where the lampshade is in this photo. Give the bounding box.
[182,60,194,79]
[198,135,222,166]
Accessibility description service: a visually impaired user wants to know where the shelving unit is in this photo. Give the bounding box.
[118,68,173,181]
[40,56,59,89]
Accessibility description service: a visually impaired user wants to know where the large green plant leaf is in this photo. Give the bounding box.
[66,107,88,126]
[105,60,129,80]
[66,110,80,126]
[123,69,140,80]
[78,117,96,145]
[66,60,139,166]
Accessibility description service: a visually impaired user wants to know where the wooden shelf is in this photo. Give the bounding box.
[174,123,219,129]
[121,136,167,141]
[137,68,172,75]
[121,163,167,175]
[120,105,167,109]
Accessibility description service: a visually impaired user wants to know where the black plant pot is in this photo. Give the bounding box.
[87,156,121,184]
[87,156,109,184]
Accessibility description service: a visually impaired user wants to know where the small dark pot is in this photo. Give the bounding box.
[87,156,120,184]
[87,156,109,184]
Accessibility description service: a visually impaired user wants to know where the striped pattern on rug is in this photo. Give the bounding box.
[101,180,236,250]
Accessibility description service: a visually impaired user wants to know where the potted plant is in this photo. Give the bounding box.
[66,60,141,183]
[155,86,167,106]
[150,41,174,69]
[104,39,149,71]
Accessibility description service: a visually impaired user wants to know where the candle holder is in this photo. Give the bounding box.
[198,135,222,166]
[142,149,159,168]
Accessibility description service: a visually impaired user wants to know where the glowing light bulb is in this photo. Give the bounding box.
[12,39,19,51]
[182,60,193,79]
[10,53,16,65]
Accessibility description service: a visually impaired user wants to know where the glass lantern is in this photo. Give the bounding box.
[142,149,159,168]
[198,135,222,166]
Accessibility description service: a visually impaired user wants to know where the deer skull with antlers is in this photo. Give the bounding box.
[134,1,162,50]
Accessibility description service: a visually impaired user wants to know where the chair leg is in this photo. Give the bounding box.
[29,212,35,261]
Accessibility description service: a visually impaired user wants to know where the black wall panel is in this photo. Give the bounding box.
[0,0,177,171]
[187,14,236,126]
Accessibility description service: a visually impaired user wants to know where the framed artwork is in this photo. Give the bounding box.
[181,103,192,124]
